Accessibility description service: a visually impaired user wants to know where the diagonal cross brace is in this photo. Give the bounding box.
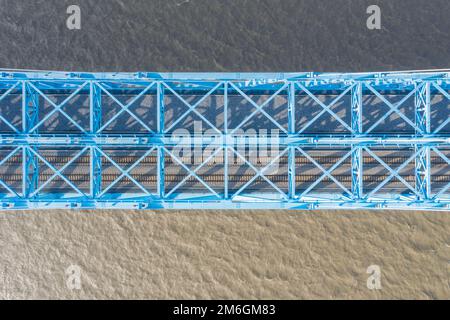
[0,147,21,197]
[432,83,450,134]
[95,147,154,197]
[27,147,88,197]
[230,147,289,200]
[30,147,89,197]
[297,147,354,198]
[96,81,156,133]
[297,83,354,134]
[229,82,288,134]
[364,147,420,198]
[365,83,422,134]
[431,147,450,199]
[0,82,21,133]
[164,81,223,134]
[163,147,221,199]
[165,147,223,198]
[98,147,156,197]
[28,81,89,133]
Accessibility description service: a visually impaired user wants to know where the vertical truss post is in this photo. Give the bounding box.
[224,82,229,199]
[287,81,296,199]
[351,82,363,199]
[90,81,102,198]
[90,147,102,199]
[90,81,102,133]
[22,81,39,134]
[415,82,431,200]
[157,82,165,199]
[22,81,39,197]
[22,146,39,198]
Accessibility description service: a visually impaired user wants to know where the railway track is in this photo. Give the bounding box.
[2,173,450,184]
[1,155,450,166]
[2,153,449,193]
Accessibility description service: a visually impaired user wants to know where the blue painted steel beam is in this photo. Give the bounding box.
[415,82,432,200]
[351,83,363,200]
[157,82,165,199]
[0,70,449,211]
[90,81,102,199]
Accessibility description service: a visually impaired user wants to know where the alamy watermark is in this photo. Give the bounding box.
[366,265,382,290]
[64,4,381,31]
[66,5,81,30]
[170,121,282,174]
[366,5,381,30]
[65,264,98,291]
[66,264,82,290]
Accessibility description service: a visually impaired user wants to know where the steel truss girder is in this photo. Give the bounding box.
[415,82,432,200]
[351,83,363,199]
[1,135,449,147]
[0,72,450,211]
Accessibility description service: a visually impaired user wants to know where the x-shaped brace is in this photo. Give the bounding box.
[432,84,450,134]
[28,81,89,133]
[96,81,156,133]
[297,83,354,133]
[165,147,223,198]
[229,82,288,134]
[30,147,89,197]
[364,147,420,198]
[0,147,21,197]
[365,83,422,134]
[0,82,21,133]
[230,147,289,200]
[163,82,222,134]
[96,147,155,197]
[431,147,450,199]
[27,147,87,197]
[164,146,221,198]
[297,147,353,198]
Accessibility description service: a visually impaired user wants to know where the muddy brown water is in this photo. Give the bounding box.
[0,209,448,299]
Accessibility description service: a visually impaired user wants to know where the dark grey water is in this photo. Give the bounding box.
[0,0,449,72]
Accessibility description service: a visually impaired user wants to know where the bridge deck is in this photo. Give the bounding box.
[1,70,450,210]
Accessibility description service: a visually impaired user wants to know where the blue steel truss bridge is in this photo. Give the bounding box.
[1,69,450,210]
